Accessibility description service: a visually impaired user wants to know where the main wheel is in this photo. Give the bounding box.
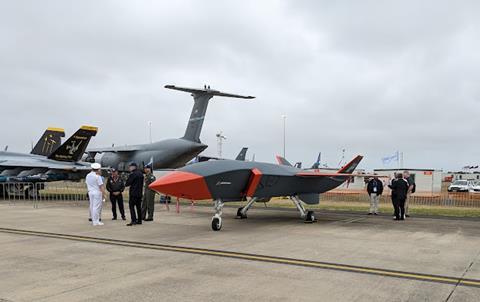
[236,207,247,219]
[211,216,222,231]
[304,211,316,223]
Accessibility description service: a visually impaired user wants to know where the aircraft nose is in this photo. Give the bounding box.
[149,171,212,200]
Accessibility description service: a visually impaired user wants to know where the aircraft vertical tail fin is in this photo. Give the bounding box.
[311,152,321,169]
[235,147,248,161]
[48,126,98,162]
[337,155,363,174]
[31,127,65,156]
[164,85,254,143]
[275,155,293,166]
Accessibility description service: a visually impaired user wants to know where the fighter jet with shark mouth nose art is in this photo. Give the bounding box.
[149,154,364,231]
[86,85,254,171]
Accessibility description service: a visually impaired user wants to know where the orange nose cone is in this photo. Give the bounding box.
[149,171,212,200]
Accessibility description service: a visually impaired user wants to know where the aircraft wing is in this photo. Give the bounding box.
[0,159,90,171]
[87,145,140,153]
[296,172,360,178]
[297,171,387,178]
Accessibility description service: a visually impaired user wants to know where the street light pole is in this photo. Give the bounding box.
[281,115,287,158]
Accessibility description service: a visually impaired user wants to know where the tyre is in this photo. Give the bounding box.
[305,211,316,223]
[236,207,247,219]
[211,217,222,231]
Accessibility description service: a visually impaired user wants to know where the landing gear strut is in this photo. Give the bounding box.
[236,197,258,219]
[290,196,316,223]
[211,199,224,231]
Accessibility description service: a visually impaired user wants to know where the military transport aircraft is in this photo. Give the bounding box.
[149,154,364,231]
[0,126,98,197]
[86,85,254,171]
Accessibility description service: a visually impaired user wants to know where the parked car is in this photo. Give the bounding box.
[469,181,480,193]
[447,180,474,192]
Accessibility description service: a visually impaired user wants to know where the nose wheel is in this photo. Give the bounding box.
[211,215,222,231]
[211,199,225,231]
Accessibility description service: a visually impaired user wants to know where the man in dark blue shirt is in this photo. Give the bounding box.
[367,174,383,215]
[125,162,144,226]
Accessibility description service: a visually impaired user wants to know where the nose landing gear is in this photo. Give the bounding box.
[211,199,224,231]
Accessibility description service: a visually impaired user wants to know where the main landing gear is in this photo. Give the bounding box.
[236,197,258,219]
[290,196,316,223]
[211,199,224,231]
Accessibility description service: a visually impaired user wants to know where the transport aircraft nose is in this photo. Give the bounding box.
[149,171,212,200]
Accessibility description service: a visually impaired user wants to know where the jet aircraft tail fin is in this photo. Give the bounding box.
[337,155,363,174]
[31,127,65,156]
[165,85,254,143]
[296,155,364,178]
[235,147,248,161]
[48,126,98,162]
[275,155,293,166]
[311,152,321,169]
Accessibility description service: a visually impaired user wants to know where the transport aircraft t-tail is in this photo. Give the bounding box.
[87,85,254,171]
[149,154,364,231]
[31,127,65,157]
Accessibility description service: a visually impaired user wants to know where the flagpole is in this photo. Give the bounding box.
[397,151,400,170]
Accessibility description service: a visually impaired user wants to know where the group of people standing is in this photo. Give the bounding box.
[85,162,157,226]
[366,171,415,220]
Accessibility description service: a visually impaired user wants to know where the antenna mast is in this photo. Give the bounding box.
[338,148,346,167]
[216,131,227,158]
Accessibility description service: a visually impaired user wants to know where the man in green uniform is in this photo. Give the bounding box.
[142,165,156,221]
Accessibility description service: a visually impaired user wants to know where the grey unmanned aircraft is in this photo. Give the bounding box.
[0,126,98,196]
[86,85,254,171]
[149,154,364,230]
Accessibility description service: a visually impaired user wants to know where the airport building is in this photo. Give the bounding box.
[373,168,443,194]
[443,171,480,182]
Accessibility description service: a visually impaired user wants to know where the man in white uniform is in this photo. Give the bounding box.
[86,163,105,226]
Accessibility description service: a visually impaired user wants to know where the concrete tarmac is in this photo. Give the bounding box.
[0,202,479,302]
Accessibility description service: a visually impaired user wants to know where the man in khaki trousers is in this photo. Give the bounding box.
[367,174,383,215]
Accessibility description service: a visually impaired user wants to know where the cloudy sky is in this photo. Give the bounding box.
[1,0,479,171]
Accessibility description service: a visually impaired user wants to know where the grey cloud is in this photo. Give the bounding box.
[1,0,479,170]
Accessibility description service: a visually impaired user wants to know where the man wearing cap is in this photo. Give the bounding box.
[106,169,126,220]
[142,165,156,221]
[86,163,105,226]
[125,162,144,226]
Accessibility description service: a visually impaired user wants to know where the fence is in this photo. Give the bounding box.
[1,181,480,209]
[322,191,480,208]
[0,181,89,208]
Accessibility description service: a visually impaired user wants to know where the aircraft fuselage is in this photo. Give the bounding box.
[96,138,207,171]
